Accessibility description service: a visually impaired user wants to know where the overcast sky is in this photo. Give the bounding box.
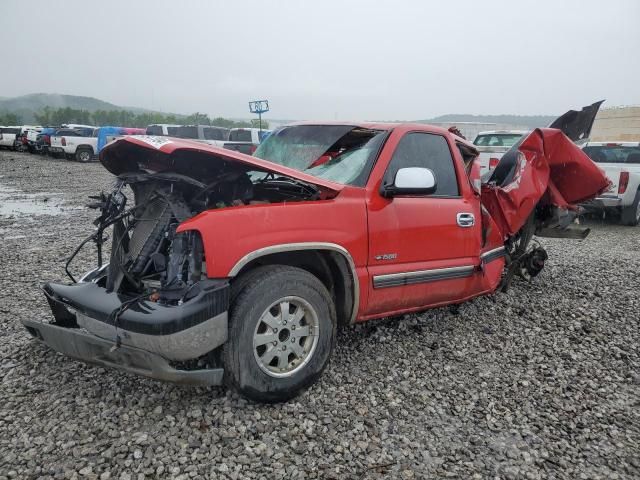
[1,0,638,120]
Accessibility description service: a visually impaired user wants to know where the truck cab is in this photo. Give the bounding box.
[473,130,527,176]
[49,127,98,162]
[175,124,230,147]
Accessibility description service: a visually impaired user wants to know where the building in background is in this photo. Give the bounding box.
[590,106,640,141]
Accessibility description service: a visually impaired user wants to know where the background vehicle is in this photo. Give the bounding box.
[26,127,44,153]
[49,127,97,161]
[473,130,527,176]
[61,123,95,130]
[0,126,21,149]
[223,127,272,155]
[10,126,42,152]
[581,141,640,225]
[34,127,58,155]
[27,104,609,403]
[95,126,146,154]
[146,124,180,136]
[175,124,230,146]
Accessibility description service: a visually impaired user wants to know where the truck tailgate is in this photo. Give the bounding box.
[598,164,622,194]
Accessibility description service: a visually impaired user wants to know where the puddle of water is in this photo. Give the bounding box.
[0,183,66,217]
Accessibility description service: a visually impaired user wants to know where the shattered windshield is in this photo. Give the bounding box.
[253,125,387,186]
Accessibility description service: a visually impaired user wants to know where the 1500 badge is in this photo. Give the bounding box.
[375,253,398,261]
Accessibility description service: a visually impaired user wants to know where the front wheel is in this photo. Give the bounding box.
[76,148,93,163]
[223,266,336,403]
[620,190,640,226]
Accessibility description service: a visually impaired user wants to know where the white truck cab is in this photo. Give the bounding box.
[145,124,181,136]
[175,125,230,147]
[224,128,272,154]
[473,130,528,176]
[50,127,98,162]
[581,141,640,225]
[0,126,22,149]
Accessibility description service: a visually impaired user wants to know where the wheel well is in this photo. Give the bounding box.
[233,250,355,325]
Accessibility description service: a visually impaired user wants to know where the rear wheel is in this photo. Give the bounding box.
[224,266,336,402]
[76,148,93,163]
[621,190,640,226]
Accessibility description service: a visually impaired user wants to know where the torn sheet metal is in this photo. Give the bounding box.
[481,128,610,237]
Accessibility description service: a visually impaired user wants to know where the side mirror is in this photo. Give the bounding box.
[381,167,437,197]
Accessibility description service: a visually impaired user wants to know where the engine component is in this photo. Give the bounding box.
[521,247,548,280]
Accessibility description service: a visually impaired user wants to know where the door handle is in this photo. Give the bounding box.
[457,212,475,227]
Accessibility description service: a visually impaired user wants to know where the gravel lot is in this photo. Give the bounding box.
[0,150,638,480]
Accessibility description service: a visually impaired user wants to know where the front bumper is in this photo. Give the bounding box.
[23,319,224,386]
[23,280,230,385]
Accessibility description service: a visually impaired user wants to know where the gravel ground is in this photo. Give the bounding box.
[0,150,638,480]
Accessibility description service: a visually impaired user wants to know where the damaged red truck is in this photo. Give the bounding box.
[23,103,609,402]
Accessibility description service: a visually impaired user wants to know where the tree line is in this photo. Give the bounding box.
[0,112,21,125]
[22,107,269,129]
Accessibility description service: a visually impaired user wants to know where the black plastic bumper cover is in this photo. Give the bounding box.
[22,319,224,386]
[42,280,229,336]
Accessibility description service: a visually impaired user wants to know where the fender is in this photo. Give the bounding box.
[229,242,360,324]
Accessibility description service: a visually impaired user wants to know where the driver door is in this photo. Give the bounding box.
[365,131,482,316]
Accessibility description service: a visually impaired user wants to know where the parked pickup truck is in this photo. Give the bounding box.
[473,130,527,176]
[223,127,272,155]
[24,104,609,402]
[34,127,58,155]
[0,126,21,149]
[581,141,640,225]
[146,124,180,136]
[26,127,45,153]
[175,124,230,147]
[50,127,98,162]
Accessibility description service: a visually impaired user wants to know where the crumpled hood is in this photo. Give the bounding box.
[99,135,344,195]
[481,128,610,237]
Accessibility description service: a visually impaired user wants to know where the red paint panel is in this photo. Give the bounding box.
[177,187,368,279]
[481,128,610,237]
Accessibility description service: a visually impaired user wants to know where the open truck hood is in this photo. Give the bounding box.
[99,135,344,196]
[548,100,604,142]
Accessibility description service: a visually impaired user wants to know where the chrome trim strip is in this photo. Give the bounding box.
[373,265,475,289]
[228,242,360,324]
[480,246,506,264]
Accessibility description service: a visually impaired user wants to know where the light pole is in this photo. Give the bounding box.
[249,100,270,133]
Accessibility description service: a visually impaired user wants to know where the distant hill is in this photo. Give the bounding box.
[0,93,559,127]
[420,113,556,129]
[0,93,173,123]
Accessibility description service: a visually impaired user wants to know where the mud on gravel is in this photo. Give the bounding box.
[0,151,638,480]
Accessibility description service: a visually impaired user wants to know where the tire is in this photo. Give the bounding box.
[76,148,93,163]
[223,265,336,403]
[621,190,640,226]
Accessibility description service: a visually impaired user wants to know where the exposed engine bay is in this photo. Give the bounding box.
[67,151,323,305]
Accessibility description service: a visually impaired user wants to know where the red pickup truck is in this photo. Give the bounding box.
[24,104,609,402]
